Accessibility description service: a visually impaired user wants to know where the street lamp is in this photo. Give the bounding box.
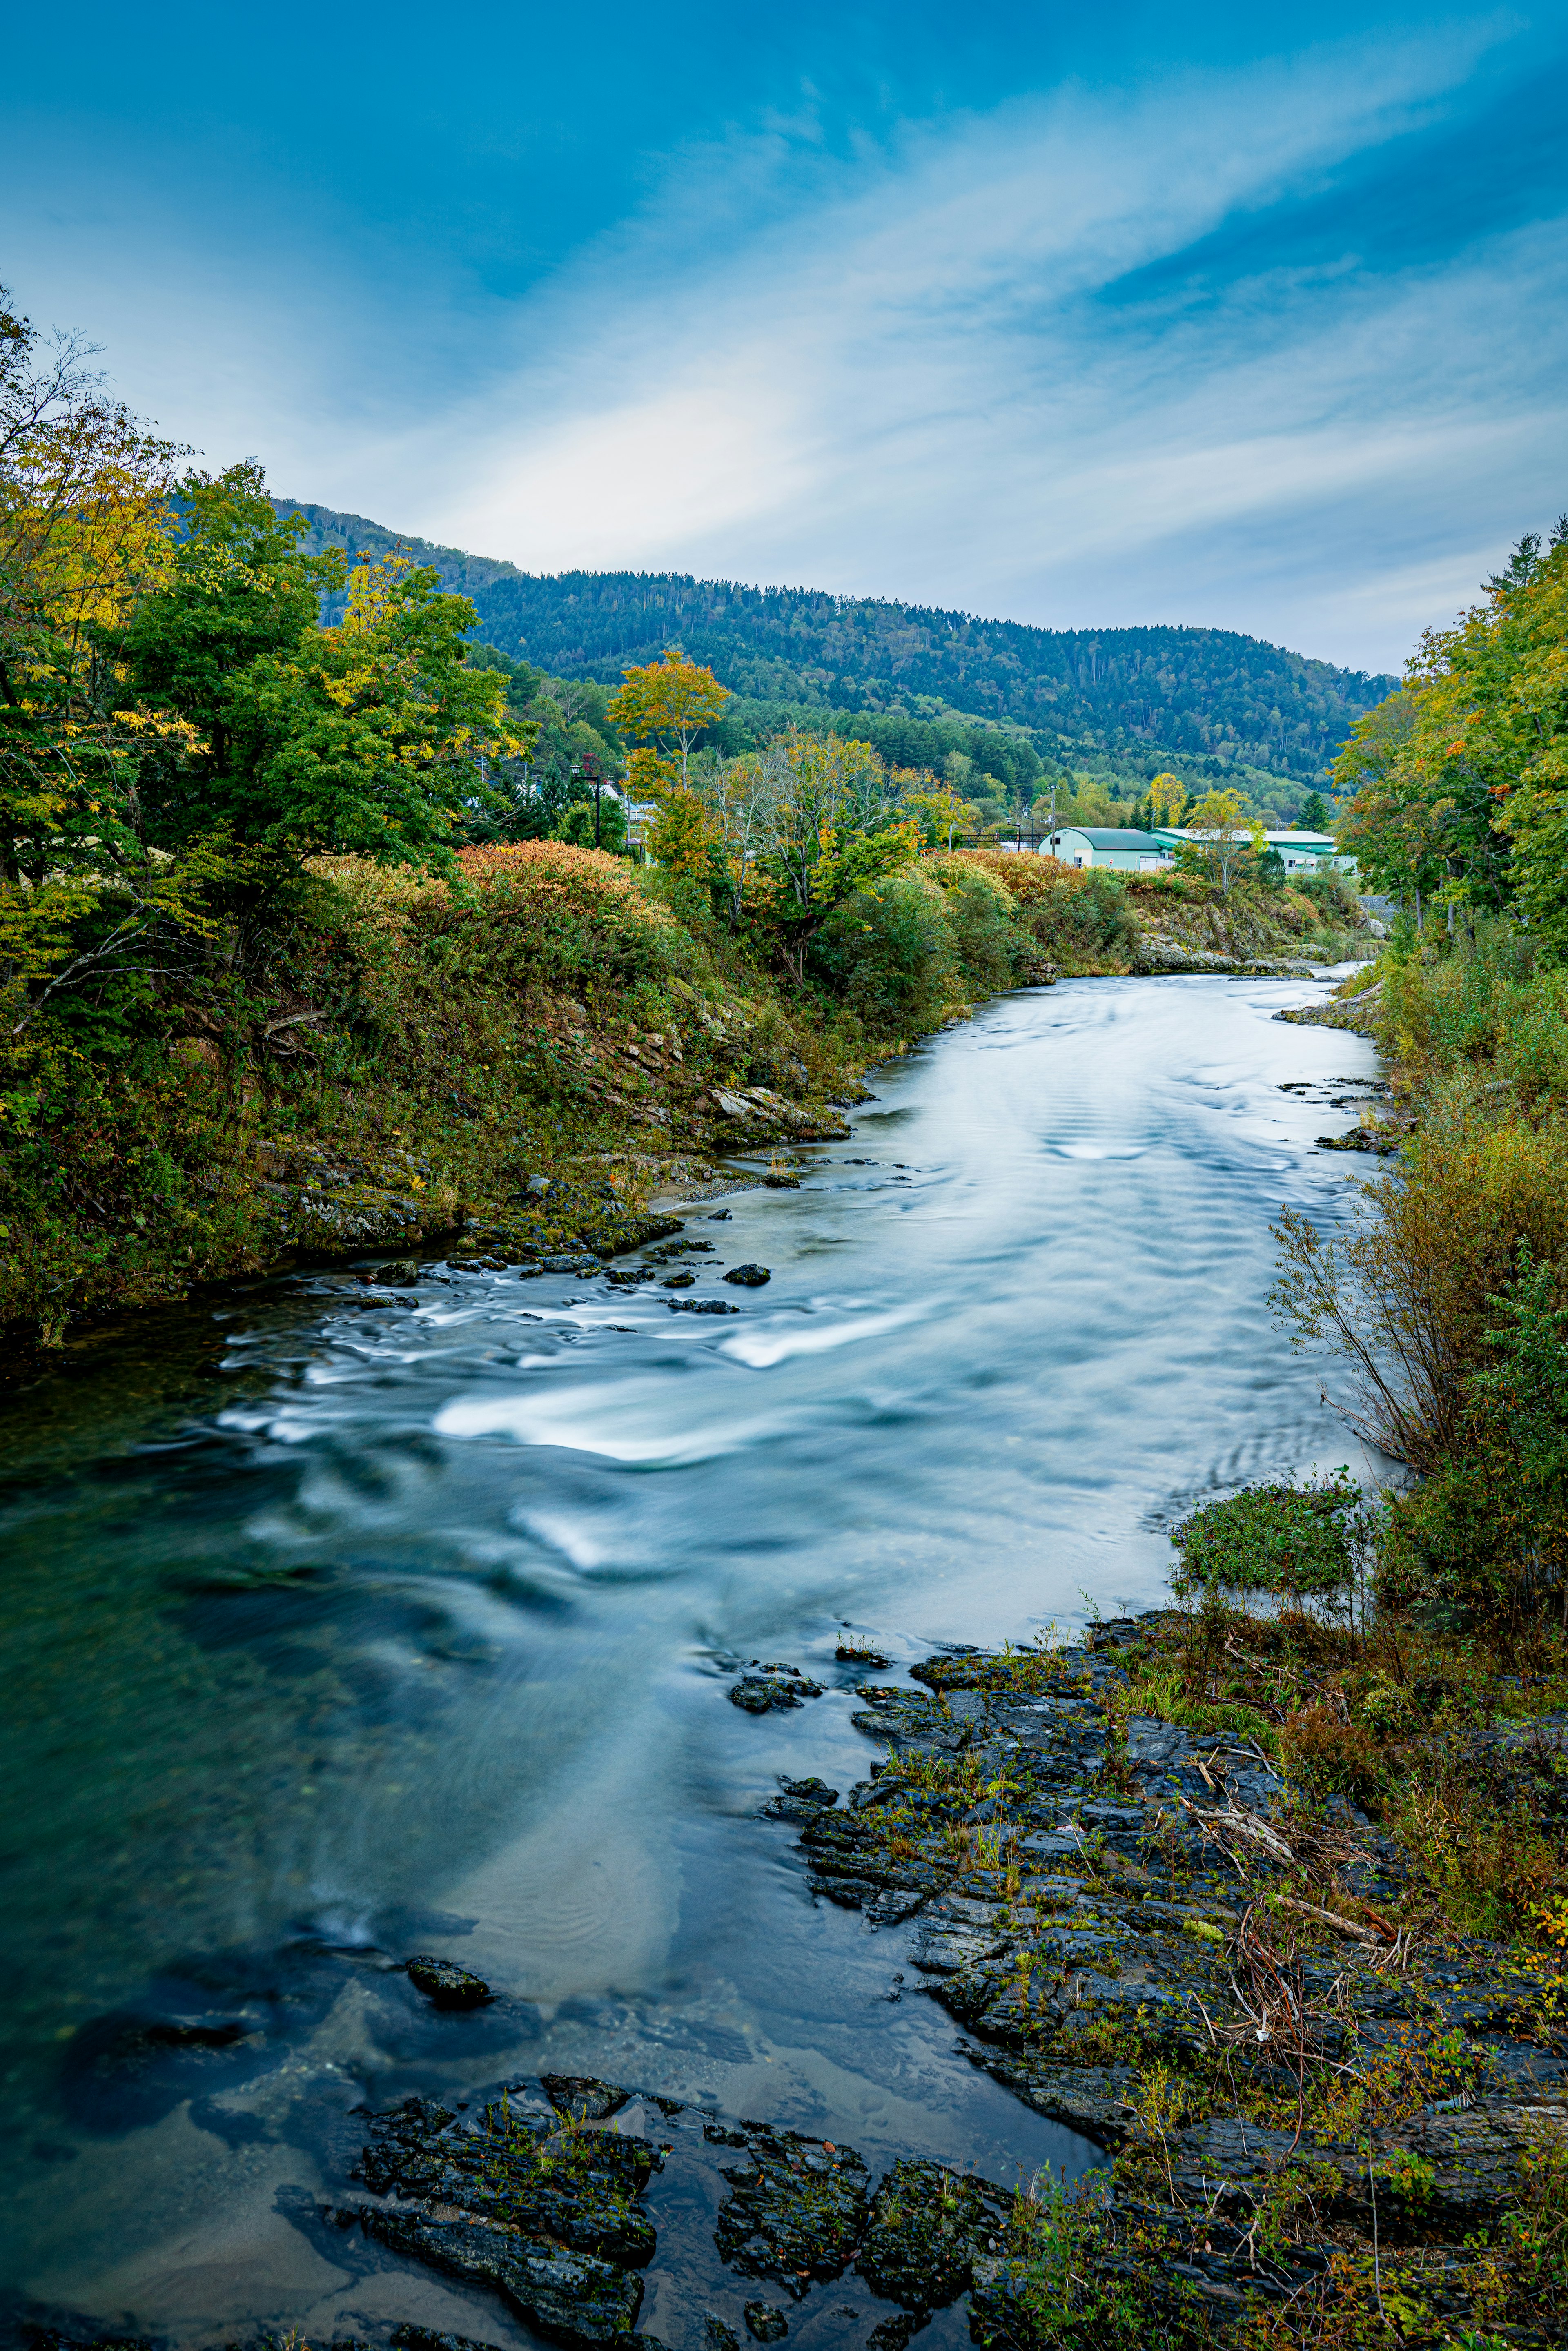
[579,751,606,848]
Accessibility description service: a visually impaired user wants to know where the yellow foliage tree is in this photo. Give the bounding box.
[0,286,202,1008]
[1147,771,1188,827]
[607,648,730,793]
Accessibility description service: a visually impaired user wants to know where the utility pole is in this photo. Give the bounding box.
[581,752,604,848]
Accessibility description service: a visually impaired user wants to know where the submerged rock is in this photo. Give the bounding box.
[729,1668,824,1713]
[715,2124,871,2295]
[406,1955,492,2009]
[743,2304,789,2341]
[344,2084,658,2346]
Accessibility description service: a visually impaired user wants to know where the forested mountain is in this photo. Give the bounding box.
[277,497,1395,783]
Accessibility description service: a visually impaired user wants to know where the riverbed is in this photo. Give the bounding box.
[0,974,1379,2342]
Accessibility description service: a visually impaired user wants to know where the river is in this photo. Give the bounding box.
[0,973,1379,2342]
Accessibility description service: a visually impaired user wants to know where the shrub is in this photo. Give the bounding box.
[1278,1702,1385,1806]
[1375,1244,1568,1633]
[1274,1090,1568,1471]
[808,871,958,1032]
[958,851,1140,970]
[1170,1476,1359,1603]
[926,854,1021,996]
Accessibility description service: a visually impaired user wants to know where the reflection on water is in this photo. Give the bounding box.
[0,976,1377,2335]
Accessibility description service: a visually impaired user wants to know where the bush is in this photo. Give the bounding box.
[1376,1244,1568,1634]
[926,855,1021,996]
[1274,1089,1568,1470]
[1370,925,1568,1114]
[1278,1702,1385,1805]
[1296,869,1360,927]
[1170,1476,1359,1603]
[808,870,957,1031]
[958,851,1140,970]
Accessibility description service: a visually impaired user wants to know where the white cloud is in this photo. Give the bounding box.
[382,22,1560,669]
[8,20,1557,669]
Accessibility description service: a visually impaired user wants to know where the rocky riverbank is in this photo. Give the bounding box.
[179,1613,1564,2351]
[767,1620,1568,2346]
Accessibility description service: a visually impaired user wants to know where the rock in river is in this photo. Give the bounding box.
[723,1263,771,1286]
[729,1666,824,1713]
[405,1954,493,2008]
[341,2087,657,2347]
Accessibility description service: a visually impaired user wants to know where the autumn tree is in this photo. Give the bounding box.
[607,647,730,796]
[900,774,983,849]
[1333,691,1448,918]
[1182,786,1249,894]
[0,287,199,1014]
[1147,771,1188,826]
[1333,522,1568,936]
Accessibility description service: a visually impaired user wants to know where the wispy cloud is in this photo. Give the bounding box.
[387,22,1564,670]
[6,13,1561,671]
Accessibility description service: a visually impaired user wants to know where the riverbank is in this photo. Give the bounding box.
[0,843,1365,1360]
[218,1589,1568,2351]
[757,1610,1568,2347]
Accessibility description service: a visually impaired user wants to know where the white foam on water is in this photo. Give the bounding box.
[519,1510,611,1570]
[433,1381,782,1464]
[1052,1142,1148,1160]
[717,1305,927,1371]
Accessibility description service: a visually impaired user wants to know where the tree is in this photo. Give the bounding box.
[556,787,628,855]
[1298,789,1330,831]
[1147,771,1188,827]
[607,647,730,796]
[1333,526,1568,938]
[750,731,919,980]
[1182,787,1249,894]
[115,466,520,878]
[900,773,982,849]
[0,286,201,1018]
[690,749,777,929]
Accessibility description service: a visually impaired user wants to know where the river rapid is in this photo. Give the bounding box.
[0,973,1379,2343]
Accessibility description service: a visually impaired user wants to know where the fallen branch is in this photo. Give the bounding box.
[1179,1794,1294,1864]
[1269,1892,1389,1944]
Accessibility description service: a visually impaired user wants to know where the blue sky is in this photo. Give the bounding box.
[4,3,1566,670]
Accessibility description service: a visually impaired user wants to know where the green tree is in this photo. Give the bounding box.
[1298,789,1331,830]
[0,286,203,1021]
[116,466,519,876]
[1334,525,1568,936]
[1180,787,1249,894]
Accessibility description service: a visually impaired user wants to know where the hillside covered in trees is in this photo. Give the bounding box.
[278,498,1393,785]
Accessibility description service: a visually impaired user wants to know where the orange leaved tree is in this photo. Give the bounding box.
[607,647,730,797]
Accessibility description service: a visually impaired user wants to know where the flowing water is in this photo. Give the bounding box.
[0,974,1379,2342]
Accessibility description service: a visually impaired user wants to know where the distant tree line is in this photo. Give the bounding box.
[276,499,1394,783]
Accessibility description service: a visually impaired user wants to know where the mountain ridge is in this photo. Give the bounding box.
[274,495,1396,783]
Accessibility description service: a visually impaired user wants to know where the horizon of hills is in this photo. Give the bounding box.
[275,496,1397,787]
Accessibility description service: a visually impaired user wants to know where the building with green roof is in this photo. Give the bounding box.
[1039,827,1172,871]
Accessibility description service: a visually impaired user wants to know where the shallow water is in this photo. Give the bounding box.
[0,974,1379,2340]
